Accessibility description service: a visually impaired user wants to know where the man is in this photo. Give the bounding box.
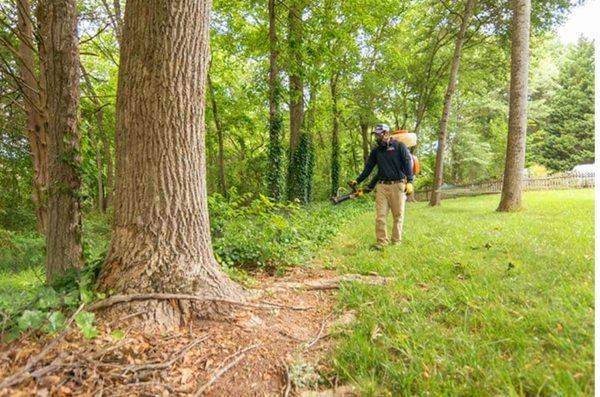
[350,123,414,250]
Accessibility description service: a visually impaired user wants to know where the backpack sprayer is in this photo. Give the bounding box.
[330,127,420,206]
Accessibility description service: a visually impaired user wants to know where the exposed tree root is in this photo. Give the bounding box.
[88,293,312,312]
[1,270,373,394]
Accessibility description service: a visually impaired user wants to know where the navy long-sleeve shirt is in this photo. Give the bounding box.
[357,140,414,189]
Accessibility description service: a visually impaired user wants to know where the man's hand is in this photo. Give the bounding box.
[405,182,414,195]
[348,180,358,188]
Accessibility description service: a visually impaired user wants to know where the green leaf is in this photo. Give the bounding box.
[2,328,21,343]
[63,290,80,307]
[37,288,60,309]
[75,311,98,339]
[17,309,45,331]
[42,311,66,334]
[80,287,94,304]
[110,329,125,340]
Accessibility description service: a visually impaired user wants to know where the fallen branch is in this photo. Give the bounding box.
[269,274,393,291]
[123,334,210,374]
[304,313,331,351]
[0,303,85,389]
[88,293,311,312]
[193,344,259,396]
[282,362,292,397]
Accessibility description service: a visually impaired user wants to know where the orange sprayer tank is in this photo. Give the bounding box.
[391,130,417,148]
[411,154,421,175]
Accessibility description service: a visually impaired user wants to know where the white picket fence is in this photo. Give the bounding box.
[414,173,595,201]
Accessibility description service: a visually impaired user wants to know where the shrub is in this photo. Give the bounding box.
[209,189,372,272]
[0,230,45,273]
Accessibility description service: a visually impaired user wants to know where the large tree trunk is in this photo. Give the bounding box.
[497,0,531,211]
[16,0,48,234]
[207,73,227,197]
[287,0,304,155]
[429,0,475,207]
[267,0,285,201]
[330,72,340,196]
[38,0,83,283]
[97,0,243,328]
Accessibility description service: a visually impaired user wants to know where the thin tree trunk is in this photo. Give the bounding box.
[81,63,107,211]
[113,0,122,39]
[393,112,400,130]
[104,127,114,208]
[497,0,531,211]
[101,0,122,45]
[38,0,83,283]
[401,93,409,129]
[286,0,306,200]
[287,0,304,154]
[16,0,48,234]
[207,73,227,197]
[267,0,285,201]
[94,127,105,211]
[330,72,340,196]
[98,0,243,328]
[429,0,475,207]
[306,81,318,132]
[360,121,370,165]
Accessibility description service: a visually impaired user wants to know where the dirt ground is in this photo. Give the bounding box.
[0,267,363,396]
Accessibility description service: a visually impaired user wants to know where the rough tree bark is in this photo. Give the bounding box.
[429,0,475,207]
[497,0,531,211]
[207,73,227,197]
[267,0,285,201]
[97,0,243,328]
[38,0,83,282]
[16,0,48,234]
[330,72,340,196]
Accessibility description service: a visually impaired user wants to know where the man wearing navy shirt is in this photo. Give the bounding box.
[350,124,414,250]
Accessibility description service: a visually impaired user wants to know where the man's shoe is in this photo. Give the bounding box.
[390,240,401,246]
[370,244,385,251]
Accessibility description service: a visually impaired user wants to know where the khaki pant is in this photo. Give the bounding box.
[375,182,406,246]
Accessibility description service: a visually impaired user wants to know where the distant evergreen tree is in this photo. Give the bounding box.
[539,38,594,171]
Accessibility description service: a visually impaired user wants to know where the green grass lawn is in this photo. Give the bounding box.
[323,189,594,396]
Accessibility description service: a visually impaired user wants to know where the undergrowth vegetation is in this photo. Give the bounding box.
[209,190,371,273]
[0,191,372,340]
